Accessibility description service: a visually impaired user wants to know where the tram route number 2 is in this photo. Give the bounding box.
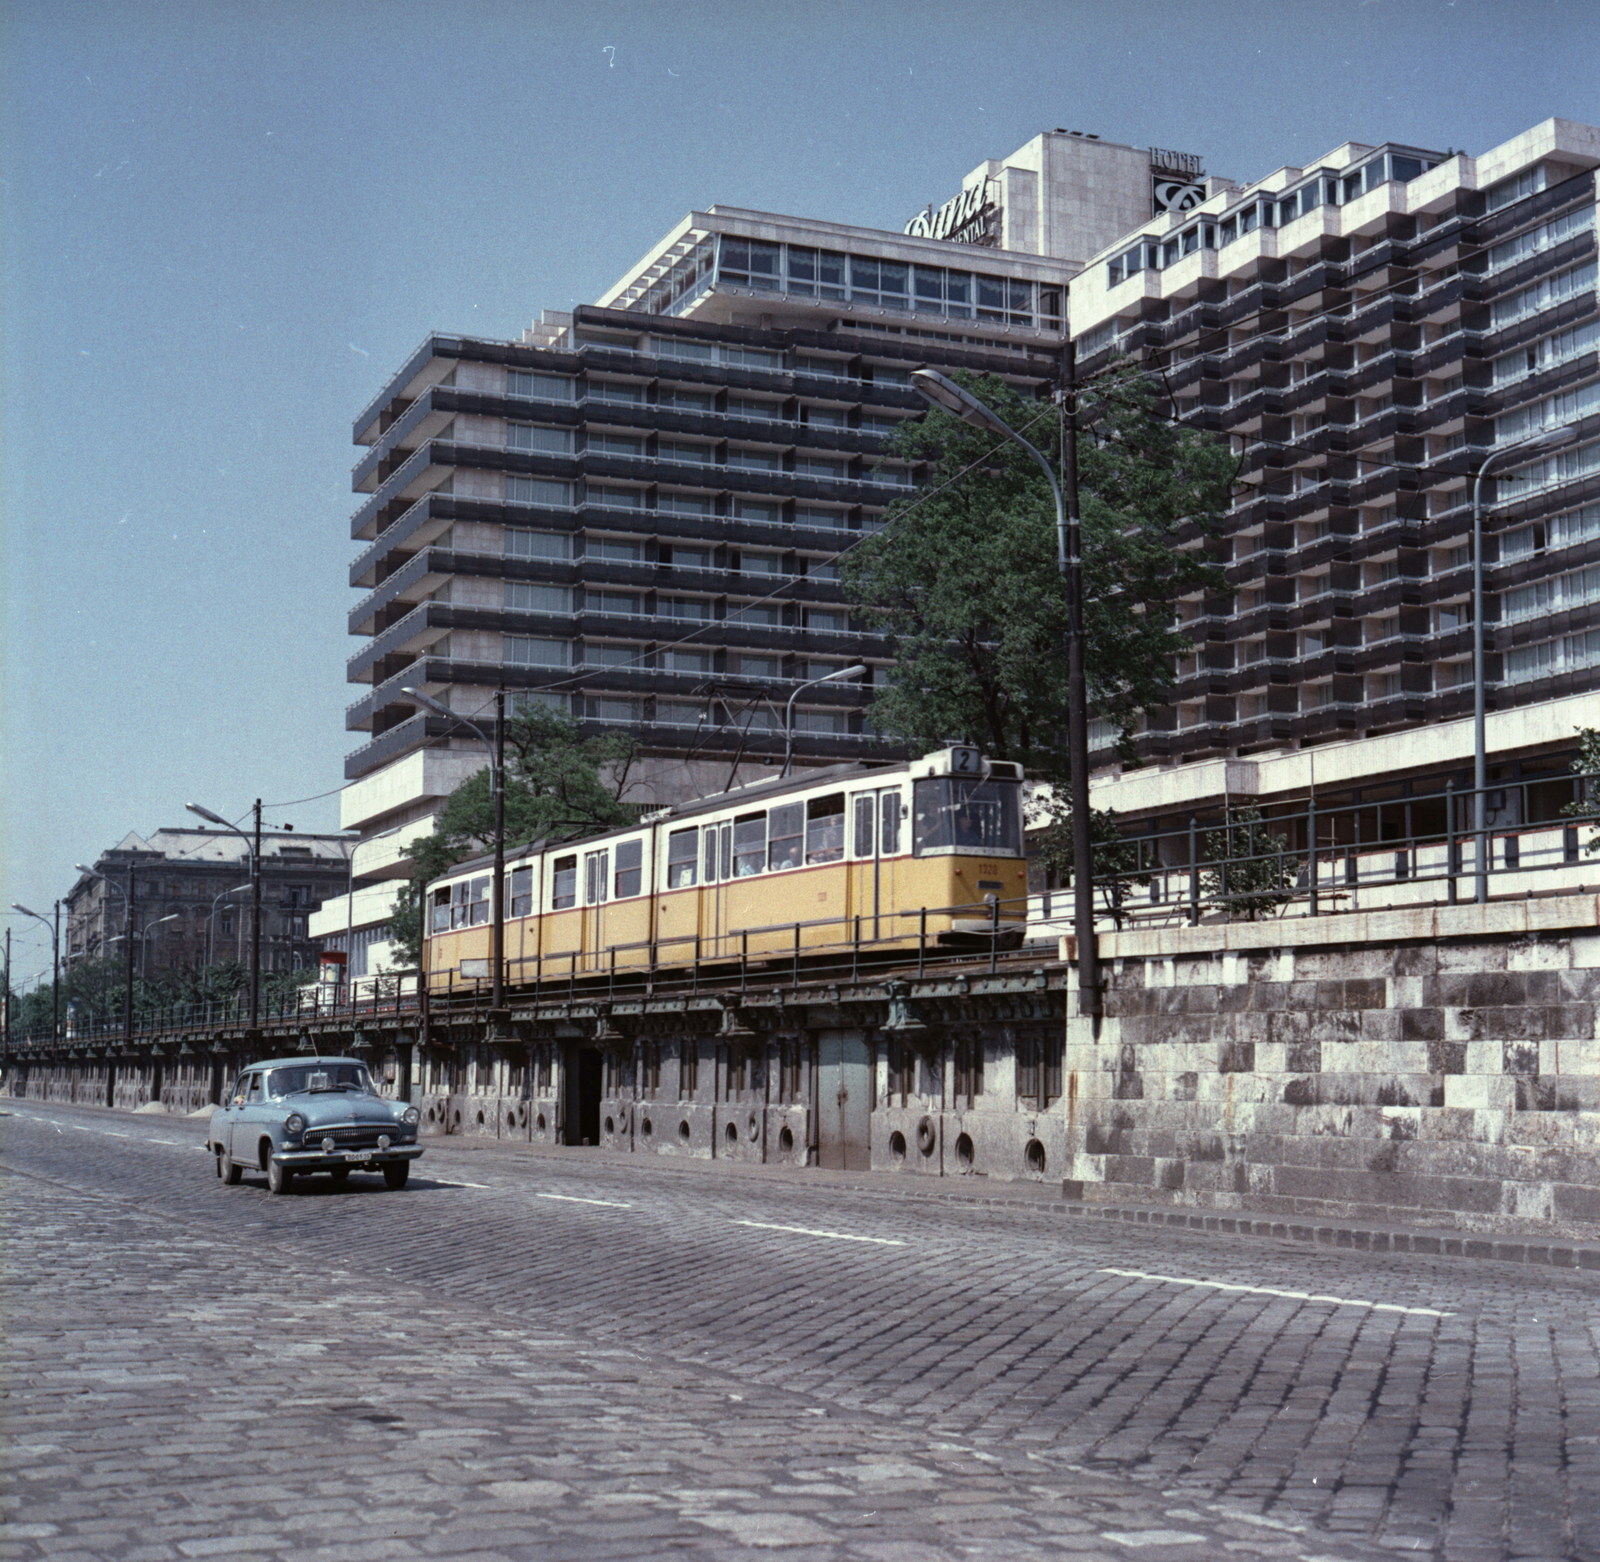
[950,746,982,775]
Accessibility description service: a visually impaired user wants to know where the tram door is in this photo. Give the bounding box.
[582,848,609,971]
[849,787,903,945]
[702,823,734,959]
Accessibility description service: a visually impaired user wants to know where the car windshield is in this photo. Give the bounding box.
[267,1063,374,1098]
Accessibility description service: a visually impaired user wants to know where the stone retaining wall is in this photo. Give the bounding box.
[1067,899,1600,1237]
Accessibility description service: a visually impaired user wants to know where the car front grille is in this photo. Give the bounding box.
[308,1126,388,1149]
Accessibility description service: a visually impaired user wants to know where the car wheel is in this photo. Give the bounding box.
[329,1166,350,1186]
[382,1161,410,1190]
[220,1149,242,1186]
[266,1158,294,1196]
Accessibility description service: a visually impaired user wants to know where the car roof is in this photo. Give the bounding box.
[249,1056,364,1070]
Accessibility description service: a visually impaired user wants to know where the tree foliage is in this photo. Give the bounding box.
[1562,726,1600,855]
[1035,801,1151,919]
[1202,806,1300,921]
[840,363,1235,781]
[388,702,640,964]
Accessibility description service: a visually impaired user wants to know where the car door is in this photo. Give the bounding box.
[229,1070,265,1160]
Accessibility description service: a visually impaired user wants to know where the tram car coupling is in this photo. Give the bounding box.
[423,746,1028,996]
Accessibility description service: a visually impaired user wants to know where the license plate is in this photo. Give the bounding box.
[343,1151,373,1162]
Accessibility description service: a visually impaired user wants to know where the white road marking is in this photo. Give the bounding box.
[427,1178,492,1190]
[535,1192,632,1208]
[1100,1267,1453,1318]
[734,1219,905,1247]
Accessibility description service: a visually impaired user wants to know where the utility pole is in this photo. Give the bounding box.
[250,799,262,1027]
[123,868,137,1052]
[1060,340,1100,1018]
[493,688,506,1014]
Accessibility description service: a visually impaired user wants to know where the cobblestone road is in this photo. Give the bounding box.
[3,1102,1598,1560]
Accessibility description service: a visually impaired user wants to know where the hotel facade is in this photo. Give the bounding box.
[316,118,1600,969]
[318,132,1189,970]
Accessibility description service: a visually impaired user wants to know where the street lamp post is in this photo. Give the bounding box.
[140,914,180,978]
[402,685,506,1013]
[782,665,867,779]
[910,366,1100,1016]
[1471,425,1578,904]
[75,863,134,1047]
[206,883,252,967]
[11,902,60,1044]
[186,800,263,1026]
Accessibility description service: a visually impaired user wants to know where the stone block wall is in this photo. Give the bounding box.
[1068,909,1600,1236]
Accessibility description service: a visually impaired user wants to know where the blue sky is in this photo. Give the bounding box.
[4,0,1597,987]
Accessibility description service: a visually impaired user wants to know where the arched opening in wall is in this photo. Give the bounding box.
[955,1132,975,1172]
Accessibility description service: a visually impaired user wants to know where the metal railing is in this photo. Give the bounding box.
[1028,771,1599,935]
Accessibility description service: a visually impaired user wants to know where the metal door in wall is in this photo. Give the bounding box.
[816,1029,871,1170]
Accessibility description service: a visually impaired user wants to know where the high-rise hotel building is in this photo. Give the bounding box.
[319,117,1600,969]
[1069,118,1600,765]
[321,132,1199,970]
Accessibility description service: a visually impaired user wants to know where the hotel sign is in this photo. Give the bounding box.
[904,180,996,245]
[1150,146,1206,216]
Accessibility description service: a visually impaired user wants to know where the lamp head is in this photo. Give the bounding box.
[1523,425,1578,454]
[185,802,228,827]
[12,902,41,920]
[823,664,868,684]
[400,685,452,719]
[911,368,1013,437]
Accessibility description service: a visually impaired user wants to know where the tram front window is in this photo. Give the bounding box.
[912,777,1021,856]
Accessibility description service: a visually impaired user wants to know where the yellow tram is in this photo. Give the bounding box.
[423,747,1027,994]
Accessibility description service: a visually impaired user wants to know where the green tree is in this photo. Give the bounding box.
[841,363,1235,780]
[1202,806,1300,921]
[1035,801,1151,922]
[388,701,640,964]
[1562,727,1600,854]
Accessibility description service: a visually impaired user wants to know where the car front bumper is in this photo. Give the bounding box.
[272,1144,424,1170]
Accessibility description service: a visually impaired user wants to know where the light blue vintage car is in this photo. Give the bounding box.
[208,1055,423,1194]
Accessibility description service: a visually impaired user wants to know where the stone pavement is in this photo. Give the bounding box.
[4,1102,1599,1560]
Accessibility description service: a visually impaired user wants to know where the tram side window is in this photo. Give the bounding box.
[469,876,490,925]
[510,866,533,918]
[912,777,1021,855]
[449,881,472,928]
[733,812,766,876]
[806,794,845,864]
[668,828,698,888]
[881,790,902,854]
[769,803,803,871]
[430,886,451,933]
[552,855,577,910]
[614,839,643,898]
[703,827,720,884]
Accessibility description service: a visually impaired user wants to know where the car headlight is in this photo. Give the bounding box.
[401,1106,420,1126]
[284,1113,305,1135]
